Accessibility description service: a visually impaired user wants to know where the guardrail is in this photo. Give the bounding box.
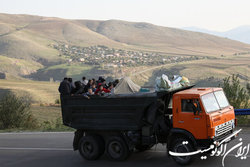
[235,109,250,115]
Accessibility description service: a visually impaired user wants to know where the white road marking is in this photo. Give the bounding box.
[0,147,72,151]
[0,132,73,135]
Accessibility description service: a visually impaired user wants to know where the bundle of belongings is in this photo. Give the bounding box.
[113,77,141,94]
[155,74,190,91]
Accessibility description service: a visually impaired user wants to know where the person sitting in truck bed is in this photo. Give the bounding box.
[95,84,111,96]
[82,88,94,99]
[113,79,119,87]
[107,82,114,91]
[97,77,108,88]
[71,81,84,95]
[92,83,97,92]
[92,78,96,85]
[97,76,104,84]
[84,79,94,93]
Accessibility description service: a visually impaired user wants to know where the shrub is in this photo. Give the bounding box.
[40,117,73,131]
[0,92,37,129]
[221,74,250,126]
[222,74,249,109]
[55,99,60,104]
[41,120,54,131]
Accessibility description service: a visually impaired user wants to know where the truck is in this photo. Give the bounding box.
[60,85,240,165]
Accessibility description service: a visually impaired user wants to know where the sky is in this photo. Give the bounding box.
[0,0,250,31]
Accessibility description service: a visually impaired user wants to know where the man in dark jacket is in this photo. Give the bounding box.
[58,77,71,95]
[68,78,75,91]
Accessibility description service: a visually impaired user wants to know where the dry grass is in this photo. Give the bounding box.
[0,55,43,75]
[0,79,59,104]
[130,54,250,86]
[30,105,61,124]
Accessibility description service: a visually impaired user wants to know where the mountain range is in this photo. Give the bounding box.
[183,25,250,44]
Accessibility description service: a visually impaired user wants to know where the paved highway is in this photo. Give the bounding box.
[0,128,250,167]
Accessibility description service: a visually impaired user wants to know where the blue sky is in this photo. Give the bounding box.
[0,0,249,31]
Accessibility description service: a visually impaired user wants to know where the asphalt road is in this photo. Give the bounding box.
[0,128,250,167]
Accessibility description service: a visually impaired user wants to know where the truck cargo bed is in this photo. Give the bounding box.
[60,86,194,130]
[61,93,157,130]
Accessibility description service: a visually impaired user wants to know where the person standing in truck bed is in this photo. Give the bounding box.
[58,77,71,95]
[81,76,88,86]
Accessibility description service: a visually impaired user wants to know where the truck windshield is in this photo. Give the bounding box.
[201,90,230,113]
[201,93,220,113]
[214,90,229,108]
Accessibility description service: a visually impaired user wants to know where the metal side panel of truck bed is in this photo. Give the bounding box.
[61,92,157,130]
[60,86,194,131]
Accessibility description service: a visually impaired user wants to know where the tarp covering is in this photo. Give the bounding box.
[113,77,141,94]
[155,74,190,91]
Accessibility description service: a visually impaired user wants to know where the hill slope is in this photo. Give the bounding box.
[1,13,250,58]
[78,19,250,56]
[0,13,250,80]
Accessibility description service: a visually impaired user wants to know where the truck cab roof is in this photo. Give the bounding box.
[174,87,223,97]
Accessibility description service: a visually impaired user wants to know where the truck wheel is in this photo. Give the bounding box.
[170,138,194,165]
[78,135,104,160]
[135,144,154,152]
[106,136,130,161]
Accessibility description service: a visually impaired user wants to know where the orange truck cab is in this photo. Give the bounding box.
[170,88,237,147]
[167,87,240,164]
[173,87,236,139]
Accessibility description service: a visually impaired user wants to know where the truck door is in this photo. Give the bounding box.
[173,98,207,139]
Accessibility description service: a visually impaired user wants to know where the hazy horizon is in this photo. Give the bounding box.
[1,0,250,32]
[1,12,250,33]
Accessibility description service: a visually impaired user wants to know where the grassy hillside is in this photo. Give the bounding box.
[27,63,112,81]
[81,20,250,56]
[1,13,250,62]
[0,79,59,104]
[0,55,42,75]
[131,54,250,87]
[0,29,61,63]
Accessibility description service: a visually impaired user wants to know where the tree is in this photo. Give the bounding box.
[221,74,249,109]
[247,83,250,95]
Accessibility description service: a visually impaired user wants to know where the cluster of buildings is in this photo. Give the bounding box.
[52,44,202,68]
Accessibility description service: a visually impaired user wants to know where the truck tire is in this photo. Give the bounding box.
[78,135,104,160]
[106,136,130,161]
[135,144,154,152]
[170,138,194,165]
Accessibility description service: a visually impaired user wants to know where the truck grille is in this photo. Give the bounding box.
[215,120,234,137]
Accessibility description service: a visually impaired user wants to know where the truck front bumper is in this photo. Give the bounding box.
[214,129,242,147]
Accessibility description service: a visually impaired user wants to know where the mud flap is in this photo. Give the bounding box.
[73,130,84,150]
